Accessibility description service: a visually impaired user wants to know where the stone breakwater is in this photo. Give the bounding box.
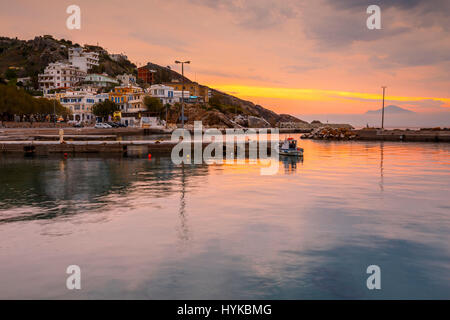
[301,127,450,142]
[301,127,357,140]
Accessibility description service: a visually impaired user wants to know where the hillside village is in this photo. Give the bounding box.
[0,35,316,129]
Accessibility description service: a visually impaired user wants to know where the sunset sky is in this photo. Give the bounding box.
[2,0,449,125]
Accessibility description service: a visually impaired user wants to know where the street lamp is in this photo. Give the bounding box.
[381,86,387,130]
[175,60,190,128]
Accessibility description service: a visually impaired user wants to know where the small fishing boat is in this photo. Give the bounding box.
[279,138,304,156]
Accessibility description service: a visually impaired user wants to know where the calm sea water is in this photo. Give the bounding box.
[0,136,449,299]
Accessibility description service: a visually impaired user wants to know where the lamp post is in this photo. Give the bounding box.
[381,86,387,130]
[175,60,190,128]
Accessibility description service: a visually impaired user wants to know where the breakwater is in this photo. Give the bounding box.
[301,127,450,142]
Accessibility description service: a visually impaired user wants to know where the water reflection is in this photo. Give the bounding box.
[177,163,191,245]
[0,139,449,299]
[280,155,303,174]
[0,155,209,224]
[380,142,384,192]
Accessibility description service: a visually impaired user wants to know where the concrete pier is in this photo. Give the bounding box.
[355,129,450,142]
[0,140,175,155]
[0,140,280,156]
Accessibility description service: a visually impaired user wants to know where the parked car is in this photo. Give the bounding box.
[107,122,120,128]
[94,123,112,129]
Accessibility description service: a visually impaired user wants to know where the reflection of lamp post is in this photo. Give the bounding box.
[53,98,56,124]
[381,86,387,130]
[165,104,168,128]
[177,163,189,243]
[175,60,190,128]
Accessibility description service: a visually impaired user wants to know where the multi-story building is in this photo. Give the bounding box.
[163,81,210,102]
[84,73,119,88]
[149,84,175,105]
[109,85,163,127]
[116,73,136,86]
[58,90,109,122]
[38,62,86,93]
[137,65,156,84]
[69,48,99,73]
[109,85,146,113]
[148,84,190,105]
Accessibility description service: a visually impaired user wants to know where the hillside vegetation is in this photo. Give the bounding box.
[0,35,136,87]
[0,35,309,127]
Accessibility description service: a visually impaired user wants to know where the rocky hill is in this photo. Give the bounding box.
[0,35,136,87]
[0,35,318,128]
[142,62,192,84]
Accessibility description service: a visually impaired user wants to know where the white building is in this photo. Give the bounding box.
[148,84,189,105]
[116,73,136,86]
[173,90,193,103]
[84,73,119,87]
[38,62,86,93]
[69,48,99,73]
[59,91,109,122]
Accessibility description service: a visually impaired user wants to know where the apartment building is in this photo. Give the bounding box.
[116,73,136,86]
[59,90,109,122]
[163,81,210,102]
[109,85,146,113]
[69,48,99,73]
[148,84,190,105]
[137,65,156,84]
[38,62,86,93]
[84,73,119,87]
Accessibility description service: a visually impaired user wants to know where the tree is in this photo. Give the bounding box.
[143,96,164,113]
[92,100,119,121]
[0,84,69,121]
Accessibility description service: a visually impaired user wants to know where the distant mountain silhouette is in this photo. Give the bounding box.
[365,105,415,114]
